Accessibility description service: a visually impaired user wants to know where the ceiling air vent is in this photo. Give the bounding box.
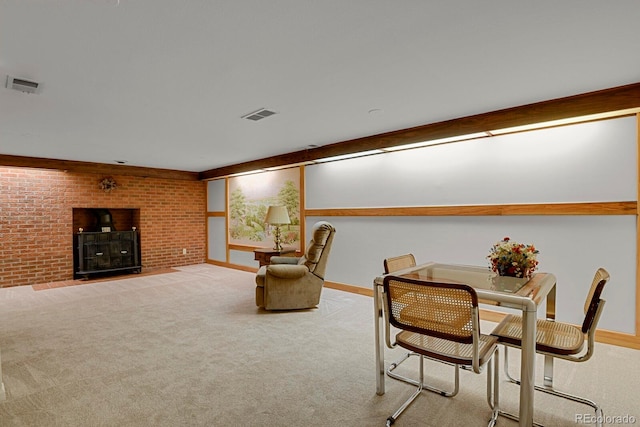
[242,108,277,121]
[6,76,41,94]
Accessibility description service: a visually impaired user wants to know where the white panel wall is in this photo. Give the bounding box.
[229,249,256,267]
[305,116,638,335]
[207,179,226,211]
[205,117,637,333]
[309,215,636,334]
[207,179,227,262]
[306,117,637,207]
[207,217,226,262]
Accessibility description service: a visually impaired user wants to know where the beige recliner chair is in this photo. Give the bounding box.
[255,221,336,310]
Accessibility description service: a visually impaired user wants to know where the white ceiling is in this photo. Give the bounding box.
[1,1,639,173]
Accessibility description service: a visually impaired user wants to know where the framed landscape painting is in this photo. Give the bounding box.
[228,167,301,249]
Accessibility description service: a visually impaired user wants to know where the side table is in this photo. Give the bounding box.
[254,247,296,267]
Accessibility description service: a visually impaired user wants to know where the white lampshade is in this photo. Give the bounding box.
[265,205,290,225]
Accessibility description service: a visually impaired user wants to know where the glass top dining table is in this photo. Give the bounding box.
[373,262,557,427]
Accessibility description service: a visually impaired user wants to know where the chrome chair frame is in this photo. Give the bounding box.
[383,254,462,397]
[491,268,609,427]
[382,275,500,427]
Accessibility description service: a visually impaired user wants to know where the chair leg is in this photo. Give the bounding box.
[487,348,500,427]
[503,346,520,385]
[536,386,603,427]
[543,354,554,387]
[386,351,460,397]
[386,350,501,426]
[386,355,425,426]
[501,345,603,427]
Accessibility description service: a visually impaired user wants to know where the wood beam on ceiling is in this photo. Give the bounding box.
[0,154,199,181]
[199,81,640,180]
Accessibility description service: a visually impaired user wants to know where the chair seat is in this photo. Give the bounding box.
[491,314,585,355]
[397,330,498,366]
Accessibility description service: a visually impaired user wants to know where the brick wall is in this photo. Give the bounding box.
[0,167,206,287]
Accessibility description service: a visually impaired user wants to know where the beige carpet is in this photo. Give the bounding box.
[0,264,638,426]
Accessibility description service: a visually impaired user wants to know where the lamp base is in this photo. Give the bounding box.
[272,225,283,251]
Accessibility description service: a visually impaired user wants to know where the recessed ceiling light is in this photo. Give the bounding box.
[114,160,127,164]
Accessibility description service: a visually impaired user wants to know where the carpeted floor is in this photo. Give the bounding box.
[31,268,179,291]
[0,264,638,426]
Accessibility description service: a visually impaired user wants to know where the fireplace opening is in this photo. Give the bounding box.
[94,208,115,232]
[73,208,139,233]
[72,208,141,279]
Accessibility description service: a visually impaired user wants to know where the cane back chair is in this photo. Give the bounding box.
[490,267,609,426]
[384,253,416,275]
[383,254,464,397]
[383,275,499,426]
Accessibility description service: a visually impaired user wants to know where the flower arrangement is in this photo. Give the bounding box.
[99,177,118,192]
[487,237,539,278]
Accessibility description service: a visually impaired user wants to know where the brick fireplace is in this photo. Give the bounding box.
[0,167,206,288]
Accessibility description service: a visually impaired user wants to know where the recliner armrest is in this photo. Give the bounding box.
[266,264,309,279]
[270,256,300,265]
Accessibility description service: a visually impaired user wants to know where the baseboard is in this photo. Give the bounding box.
[206,259,257,273]
[324,281,373,297]
[326,280,640,350]
[221,263,640,350]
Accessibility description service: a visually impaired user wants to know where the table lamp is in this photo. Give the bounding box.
[265,205,290,251]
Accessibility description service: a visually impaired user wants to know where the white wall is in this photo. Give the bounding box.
[207,178,225,211]
[305,116,637,334]
[207,217,226,262]
[308,215,635,333]
[207,116,638,334]
[207,179,226,261]
[305,117,636,207]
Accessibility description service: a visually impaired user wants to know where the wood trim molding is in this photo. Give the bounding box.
[200,82,640,180]
[479,309,508,323]
[206,211,226,217]
[206,259,257,273]
[636,113,640,338]
[305,202,637,217]
[324,281,374,297]
[595,328,640,350]
[7,82,638,182]
[220,262,640,349]
[228,243,261,252]
[324,282,640,349]
[477,308,640,349]
[225,178,230,263]
[0,154,199,181]
[299,166,306,253]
